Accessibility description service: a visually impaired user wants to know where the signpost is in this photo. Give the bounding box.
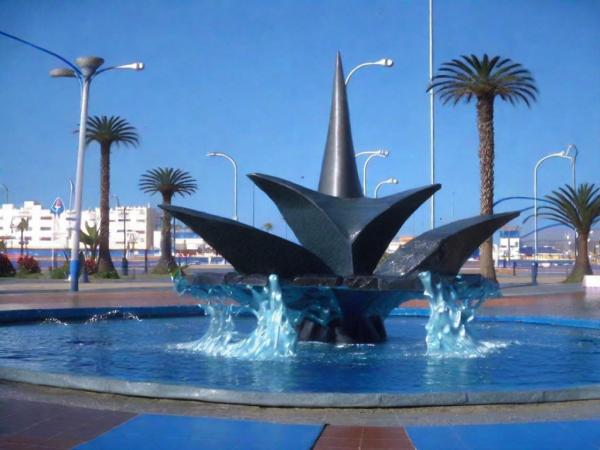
[50,198,65,269]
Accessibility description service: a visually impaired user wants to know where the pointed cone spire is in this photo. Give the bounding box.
[317,52,363,198]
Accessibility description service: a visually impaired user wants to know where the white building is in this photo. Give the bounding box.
[498,228,520,260]
[152,228,209,252]
[0,201,156,251]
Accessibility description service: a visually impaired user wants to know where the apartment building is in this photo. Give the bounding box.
[0,201,156,250]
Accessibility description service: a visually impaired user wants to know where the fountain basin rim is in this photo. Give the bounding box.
[1,307,599,330]
[1,366,599,408]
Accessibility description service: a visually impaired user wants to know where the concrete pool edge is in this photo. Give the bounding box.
[2,306,600,330]
[1,367,599,408]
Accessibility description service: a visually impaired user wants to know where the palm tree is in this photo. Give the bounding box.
[429,54,537,281]
[86,116,139,276]
[80,222,100,261]
[16,218,29,256]
[139,168,197,272]
[538,183,600,283]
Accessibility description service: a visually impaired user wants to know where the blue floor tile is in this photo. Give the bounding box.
[407,419,600,450]
[75,414,323,450]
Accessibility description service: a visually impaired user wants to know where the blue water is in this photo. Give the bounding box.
[1,316,599,393]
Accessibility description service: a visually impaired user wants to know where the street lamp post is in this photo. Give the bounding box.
[50,59,143,291]
[0,31,142,289]
[345,58,394,85]
[111,194,128,276]
[429,0,436,231]
[207,152,238,221]
[373,177,399,198]
[355,150,389,196]
[533,147,577,261]
[0,183,8,204]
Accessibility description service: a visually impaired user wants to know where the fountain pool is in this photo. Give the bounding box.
[1,312,599,407]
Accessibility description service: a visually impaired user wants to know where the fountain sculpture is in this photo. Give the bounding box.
[163,53,518,347]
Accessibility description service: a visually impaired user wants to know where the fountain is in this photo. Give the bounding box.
[1,54,598,409]
[163,52,518,349]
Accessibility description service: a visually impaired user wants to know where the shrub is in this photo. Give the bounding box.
[0,253,16,277]
[17,255,41,274]
[95,269,119,279]
[50,264,68,279]
[84,258,97,275]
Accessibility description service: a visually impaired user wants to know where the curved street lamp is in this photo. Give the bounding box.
[355,149,389,196]
[373,177,398,198]
[533,145,578,261]
[207,152,238,221]
[0,32,144,291]
[50,58,143,291]
[345,58,394,85]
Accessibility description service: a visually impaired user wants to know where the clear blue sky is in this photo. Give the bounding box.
[1,0,598,240]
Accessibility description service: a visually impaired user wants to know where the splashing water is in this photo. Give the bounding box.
[419,272,501,357]
[174,274,298,360]
[85,310,141,324]
[42,318,68,326]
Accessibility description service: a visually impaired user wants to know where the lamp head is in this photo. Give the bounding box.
[376,58,394,67]
[389,178,399,184]
[50,68,77,78]
[207,152,218,157]
[379,149,390,157]
[75,56,105,77]
[564,144,578,159]
[114,62,145,71]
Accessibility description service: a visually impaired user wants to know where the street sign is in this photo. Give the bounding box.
[50,197,65,217]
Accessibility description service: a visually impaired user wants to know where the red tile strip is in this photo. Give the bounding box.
[313,425,415,450]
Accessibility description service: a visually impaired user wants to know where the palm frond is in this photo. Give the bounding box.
[538,183,600,235]
[428,54,538,106]
[86,115,139,149]
[139,167,198,200]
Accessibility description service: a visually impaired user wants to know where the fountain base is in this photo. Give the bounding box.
[297,315,387,343]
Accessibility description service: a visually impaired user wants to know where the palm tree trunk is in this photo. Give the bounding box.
[566,232,593,282]
[96,144,117,275]
[476,96,497,281]
[154,194,176,272]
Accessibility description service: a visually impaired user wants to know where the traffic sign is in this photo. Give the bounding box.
[50,197,65,216]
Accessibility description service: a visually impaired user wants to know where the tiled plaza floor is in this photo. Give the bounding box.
[1,397,598,449]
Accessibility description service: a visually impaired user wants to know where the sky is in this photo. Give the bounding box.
[0,0,599,242]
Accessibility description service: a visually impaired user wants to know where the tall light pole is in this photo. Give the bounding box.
[345,58,394,85]
[0,183,8,204]
[429,0,436,230]
[355,149,389,196]
[111,194,128,276]
[0,32,143,290]
[207,152,238,221]
[50,59,143,291]
[374,177,398,198]
[533,147,576,260]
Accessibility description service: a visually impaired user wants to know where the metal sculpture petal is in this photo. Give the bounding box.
[249,173,440,275]
[376,211,520,278]
[161,205,333,278]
